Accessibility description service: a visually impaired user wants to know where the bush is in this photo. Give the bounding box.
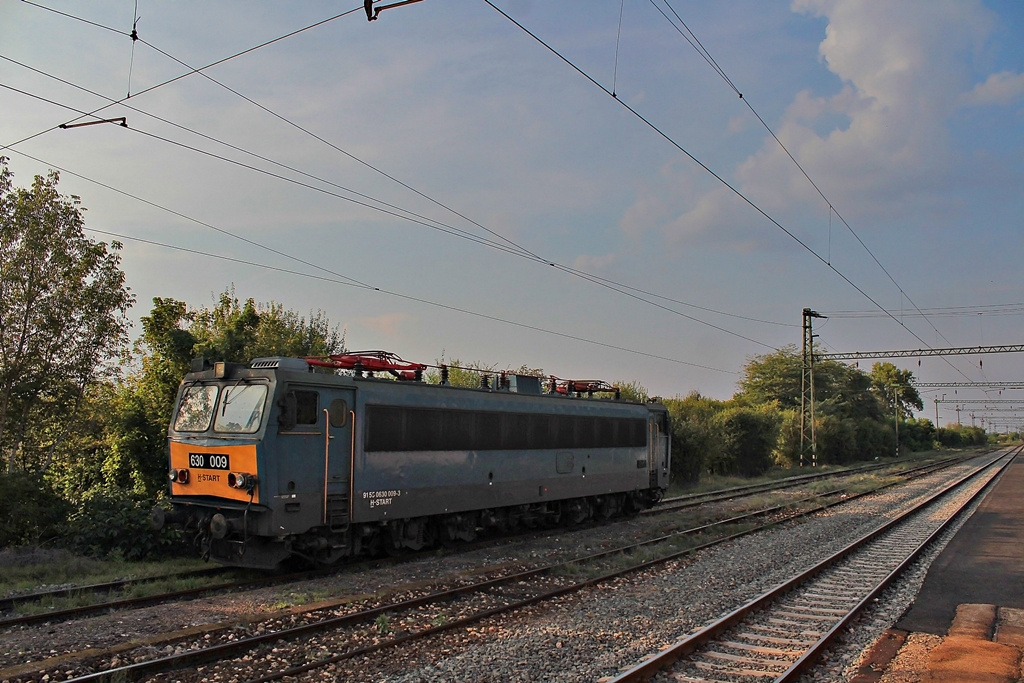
[937,425,988,448]
[816,416,859,465]
[670,419,711,483]
[899,418,936,453]
[0,471,70,548]
[62,489,182,560]
[855,417,896,459]
[664,392,728,483]
[772,410,801,467]
[709,407,778,477]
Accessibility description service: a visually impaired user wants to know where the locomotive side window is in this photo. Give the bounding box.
[365,405,646,452]
[328,399,348,427]
[294,390,319,425]
[214,384,269,433]
[174,385,219,432]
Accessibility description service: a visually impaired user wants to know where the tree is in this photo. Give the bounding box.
[709,406,778,476]
[0,158,133,473]
[663,391,726,483]
[189,288,346,362]
[424,358,500,388]
[109,291,347,496]
[736,346,804,409]
[737,346,857,409]
[869,362,923,419]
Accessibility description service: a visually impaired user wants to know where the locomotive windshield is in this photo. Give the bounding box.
[173,382,269,434]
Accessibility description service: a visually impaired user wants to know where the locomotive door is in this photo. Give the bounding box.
[649,414,668,489]
[323,390,355,531]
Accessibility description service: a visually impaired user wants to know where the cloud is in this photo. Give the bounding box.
[645,0,1005,248]
[961,71,1024,107]
[572,252,616,272]
[358,312,412,337]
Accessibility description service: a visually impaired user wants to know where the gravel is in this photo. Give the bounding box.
[0,454,998,683]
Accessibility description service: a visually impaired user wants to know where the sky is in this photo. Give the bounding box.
[2,0,1023,427]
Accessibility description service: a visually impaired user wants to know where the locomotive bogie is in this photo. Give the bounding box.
[155,357,670,568]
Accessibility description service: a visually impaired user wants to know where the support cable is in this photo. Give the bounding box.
[5,6,794,343]
[4,144,741,378]
[2,58,788,348]
[652,0,956,349]
[482,1,929,347]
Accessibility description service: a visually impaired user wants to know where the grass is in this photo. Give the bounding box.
[0,546,217,612]
[666,446,982,498]
[268,589,330,610]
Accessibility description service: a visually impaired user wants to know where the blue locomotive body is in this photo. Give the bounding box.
[154,356,670,568]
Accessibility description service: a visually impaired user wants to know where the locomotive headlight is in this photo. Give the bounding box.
[228,472,257,490]
[171,468,190,484]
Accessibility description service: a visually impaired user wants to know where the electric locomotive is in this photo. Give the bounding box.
[152,352,671,568]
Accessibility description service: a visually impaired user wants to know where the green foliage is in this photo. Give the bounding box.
[869,362,924,418]
[736,346,804,408]
[815,415,897,464]
[0,158,134,473]
[708,406,779,477]
[615,380,649,403]
[189,288,346,363]
[424,358,500,388]
[736,346,886,423]
[61,489,182,561]
[898,417,936,453]
[663,392,725,483]
[0,471,70,547]
[772,409,802,467]
[936,424,988,448]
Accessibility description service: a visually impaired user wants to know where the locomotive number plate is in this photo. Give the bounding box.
[188,452,230,470]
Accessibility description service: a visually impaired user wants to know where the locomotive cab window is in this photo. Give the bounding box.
[174,384,219,432]
[213,383,269,433]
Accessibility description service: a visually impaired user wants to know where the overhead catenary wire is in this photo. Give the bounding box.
[3,2,799,347]
[79,225,737,376]
[2,73,784,351]
[6,1,984,361]
[1,4,364,152]
[482,0,980,383]
[11,0,541,262]
[123,14,792,334]
[2,4,793,348]
[480,3,893,327]
[126,1,140,98]
[6,142,740,376]
[650,0,958,350]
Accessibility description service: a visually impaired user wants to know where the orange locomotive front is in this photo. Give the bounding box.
[167,442,260,503]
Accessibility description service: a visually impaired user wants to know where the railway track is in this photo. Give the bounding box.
[4,450,996,683]
[1,454,962,631]
[608,446,1020,682]
[651,453,971,515]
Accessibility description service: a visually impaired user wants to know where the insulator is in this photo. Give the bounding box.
[440,364,449,385]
